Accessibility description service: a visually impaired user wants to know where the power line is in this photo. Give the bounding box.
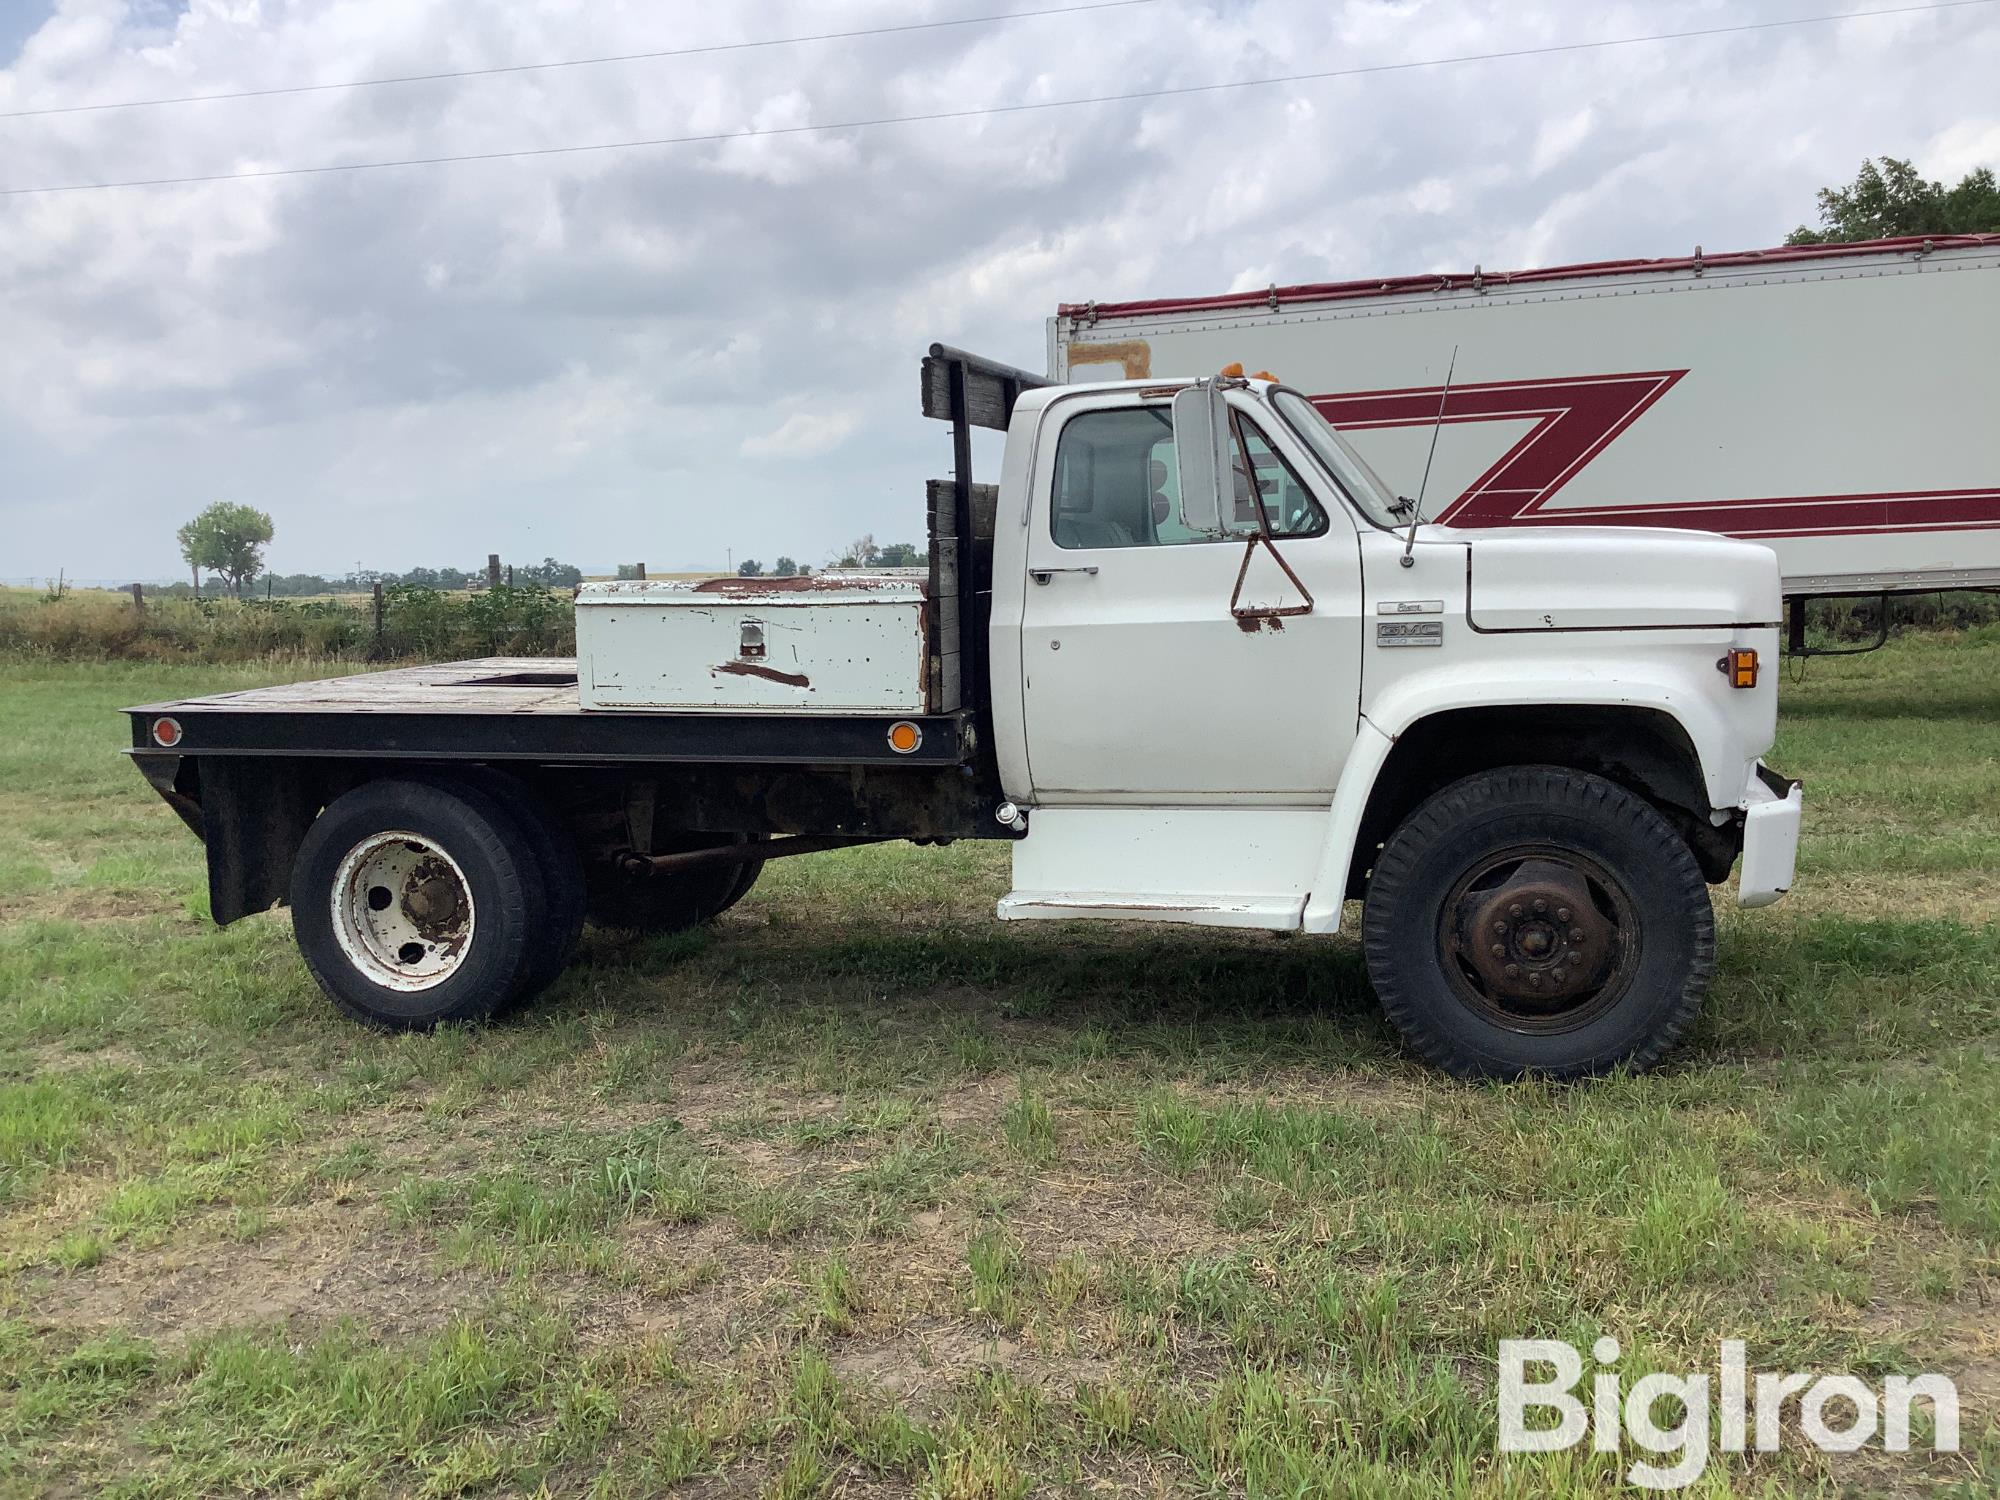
[0,0,1166,120]
[4,0,1990,197]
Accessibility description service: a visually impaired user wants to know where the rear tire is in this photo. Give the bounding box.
[290,778,546,1029]
[441,768,586,998]
[1362,767,1714,1080]
[586,833,766,934]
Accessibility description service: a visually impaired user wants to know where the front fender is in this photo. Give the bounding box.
[1301,647,1772,935]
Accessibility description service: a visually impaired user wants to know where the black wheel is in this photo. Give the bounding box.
[436,768,586,997]
[290,778,547,1029]
[1362,767,1714,1080]
[585,833,763,934]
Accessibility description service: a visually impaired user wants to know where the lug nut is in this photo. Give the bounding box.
[1490,943,1505,957]
[1528,973,1544,988]
[1556,907,1571,922]
[1493,921,1507,935]
[1504,964,1520,978]
[1569,952,1584,966]
[1509,903,1524,917]
[1570,927,1584,942]
[1533,898,1548,914]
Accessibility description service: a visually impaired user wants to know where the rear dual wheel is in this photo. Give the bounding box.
[1362,767,1714,1080]
[290,775,584,1030]
[584,833,767,934]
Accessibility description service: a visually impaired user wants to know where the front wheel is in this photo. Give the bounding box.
[1361,767,1714,1080]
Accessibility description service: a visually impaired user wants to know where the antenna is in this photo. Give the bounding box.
[1400,345,1458,569]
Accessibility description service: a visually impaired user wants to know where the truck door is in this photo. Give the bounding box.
[1017,392,1363,801]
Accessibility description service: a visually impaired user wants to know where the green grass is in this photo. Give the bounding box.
[0,633,1995,1494]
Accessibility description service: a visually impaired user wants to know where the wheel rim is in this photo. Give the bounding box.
[1439,844,1638,1034]
[331,831,476,991]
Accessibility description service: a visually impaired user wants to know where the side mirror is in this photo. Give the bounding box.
[1171,381,1230,535]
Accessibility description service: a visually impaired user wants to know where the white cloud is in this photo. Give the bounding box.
[740,409,857,462]
[0,0,1994,581]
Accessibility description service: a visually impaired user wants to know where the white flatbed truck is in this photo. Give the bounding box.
[126,347,1802,1079]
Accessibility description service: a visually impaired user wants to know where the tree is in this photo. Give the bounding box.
[738,559,764,577]
[876,542,922,567]
[832,534,878,569]
[519,557,583,589]
[176,502,274,597]
[1787,157,2000,244]
[772,556,799,577]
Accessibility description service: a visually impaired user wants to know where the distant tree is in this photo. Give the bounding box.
[832,534,878,569]
[772,556,799,577]
[1787,157,2000,244]
[176,502,274,597]
[519,556,583,589]
[616,564,646,581]
[876,542,922,567]
[737,559,764,577]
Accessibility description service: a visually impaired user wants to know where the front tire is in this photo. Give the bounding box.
[1362,767,1714,1080]
[290,778,547,1029]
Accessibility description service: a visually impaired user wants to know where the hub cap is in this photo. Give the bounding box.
[1441,847,1635,1033]
[331,832,475,991]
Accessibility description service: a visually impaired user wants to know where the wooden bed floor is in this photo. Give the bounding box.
[130,659,587,717]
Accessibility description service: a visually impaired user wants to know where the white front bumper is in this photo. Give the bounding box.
[1738,766,1802,908]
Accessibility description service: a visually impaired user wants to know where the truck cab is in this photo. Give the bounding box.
[125,348,1800,1082]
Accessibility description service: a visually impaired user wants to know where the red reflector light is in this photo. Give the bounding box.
[151,716,183,747]
[1717,649,1759,689]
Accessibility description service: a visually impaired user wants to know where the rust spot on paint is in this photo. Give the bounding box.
[1065,338,1153,379]
[693,575,922,596]
[713,660,811,689]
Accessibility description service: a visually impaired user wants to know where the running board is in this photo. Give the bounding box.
[997,892,1307,929]
[997,806,1323,933]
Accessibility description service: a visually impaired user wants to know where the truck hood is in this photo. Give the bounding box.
[1453,526,1782,631]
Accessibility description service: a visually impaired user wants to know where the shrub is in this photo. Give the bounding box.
[0,585,574,664]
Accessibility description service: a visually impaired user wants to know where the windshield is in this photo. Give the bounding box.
[1270,388,1405,530]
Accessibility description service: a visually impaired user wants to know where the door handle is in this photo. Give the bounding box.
[1030,566,1100,585]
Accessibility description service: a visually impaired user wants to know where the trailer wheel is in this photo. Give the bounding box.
[586,834,766,933]
[1362,767,1713,1080]
[290,778,546,1029]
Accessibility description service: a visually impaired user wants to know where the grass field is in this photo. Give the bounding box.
[1,633,1996,1496]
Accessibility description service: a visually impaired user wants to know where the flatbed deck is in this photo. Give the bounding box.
[126,658,972,766]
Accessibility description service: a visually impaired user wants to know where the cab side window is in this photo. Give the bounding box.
[1052,406,1326,550]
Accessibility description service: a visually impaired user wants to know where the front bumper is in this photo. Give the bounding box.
[1737,763,1802,908]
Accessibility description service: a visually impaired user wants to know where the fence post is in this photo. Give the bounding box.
[487,554,501,591]
[131,582,145,613]
[506,565,513,588]
[372,581,385,653]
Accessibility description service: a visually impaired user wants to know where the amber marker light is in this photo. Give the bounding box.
[1718,649,1760,689]
[887,721,923,754]
[152,716,184,747]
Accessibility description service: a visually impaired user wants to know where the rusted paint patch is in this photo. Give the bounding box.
[1066,338,1152,379]
[713,660,811,689]
[693,574,923,596]
[1234,613,1287,634]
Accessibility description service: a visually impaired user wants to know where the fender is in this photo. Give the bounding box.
[1300,664,1756,934]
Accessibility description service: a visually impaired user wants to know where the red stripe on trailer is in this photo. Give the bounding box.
[1310,374,2000,542]
[1057,235,2000,322]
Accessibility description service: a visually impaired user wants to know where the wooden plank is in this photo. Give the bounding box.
[921,345,1050,432]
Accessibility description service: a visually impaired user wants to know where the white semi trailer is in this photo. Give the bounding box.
[1051,234,2000,643]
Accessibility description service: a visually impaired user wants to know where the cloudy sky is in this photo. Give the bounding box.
[2,0,1995,583]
